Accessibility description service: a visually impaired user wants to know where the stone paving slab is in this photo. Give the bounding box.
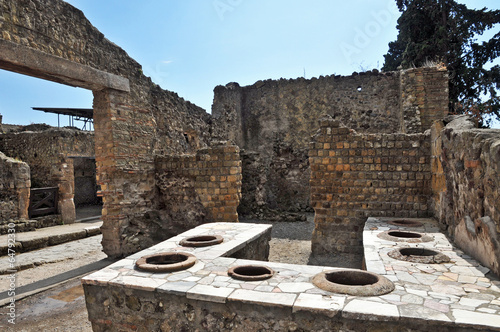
[83,220,500,331]
[0,220,102,256]
[0,234,103,274]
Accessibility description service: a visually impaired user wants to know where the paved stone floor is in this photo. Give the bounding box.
[0,220,102,258]
[0,228,103,276]
[1,278,94,332]
[0,235,106,290]
[0,234,106,331]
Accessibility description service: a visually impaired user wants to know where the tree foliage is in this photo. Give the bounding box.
[382,0,500,126]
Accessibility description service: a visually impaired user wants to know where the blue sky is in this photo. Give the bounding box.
[0,0,499,128]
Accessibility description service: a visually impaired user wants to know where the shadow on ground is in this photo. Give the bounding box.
[240,212,315,241]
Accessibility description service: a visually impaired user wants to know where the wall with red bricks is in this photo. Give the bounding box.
[400,66,449,133]
[143,142,241,249]
[0,0,451,258]
[309,117,431,266]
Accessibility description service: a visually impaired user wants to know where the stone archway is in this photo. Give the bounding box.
[1,0,225,258]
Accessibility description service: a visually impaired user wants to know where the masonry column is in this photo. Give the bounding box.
[308,117,363,268]
[93,89,123,257]
[93,88,157,257]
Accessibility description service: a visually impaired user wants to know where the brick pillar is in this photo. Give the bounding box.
[309,116,431,267]
[309,117,363,267]
[93,89,123,257]
[400,67,448,133]
[93,88,158,257]
[195,141,241,222]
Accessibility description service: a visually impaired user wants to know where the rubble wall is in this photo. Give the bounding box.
[432,116,500,275]
[0,151,30,220]
[0,129,94,187]
[309,118,431,265]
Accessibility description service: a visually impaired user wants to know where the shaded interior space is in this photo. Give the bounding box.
[75,205,102,222]
[73,157,102,221]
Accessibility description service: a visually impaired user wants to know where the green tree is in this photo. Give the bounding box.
[382,0,500,126]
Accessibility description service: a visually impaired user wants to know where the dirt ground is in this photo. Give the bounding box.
[0,217,314,331]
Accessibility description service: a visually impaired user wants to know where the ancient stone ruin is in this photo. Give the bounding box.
[1,0,500,330]
[0,125,95,226]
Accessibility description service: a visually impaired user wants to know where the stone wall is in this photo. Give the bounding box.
[0,151,30,220]
[0,128,94,187]
[73,157,99,206]
[139,143,241,251]
[431,115,500,275]
[0,0,228,256]
[309,117,431,266]
[0,128,94,223]
[213,67,447,219]
[238,149,311,221]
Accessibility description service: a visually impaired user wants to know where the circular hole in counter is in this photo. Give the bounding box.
[312,269,394,296]
[388,219,423,228]
[378,230,432,243]
[388,247,450,264]
[388,231,422,238]
[179,235,224,247]
[228,265,274,281]
[135,252,196,272]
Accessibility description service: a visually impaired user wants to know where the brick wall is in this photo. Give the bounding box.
[138,142,242,249]
[0,151,30,220]
[0,0,450,257]
[0,128,94,223]
[156,142,241,223]
[431,115,500,275]
[309,117,431,265]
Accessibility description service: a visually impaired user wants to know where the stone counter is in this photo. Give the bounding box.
[83,220,500,331]
[364,217,500,330]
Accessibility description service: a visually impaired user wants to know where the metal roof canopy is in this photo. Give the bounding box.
[32,107,94,130]
[32,107,93,118]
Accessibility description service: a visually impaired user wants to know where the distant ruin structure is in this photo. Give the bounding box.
[0,127,95,223]
[0,0,499,277]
